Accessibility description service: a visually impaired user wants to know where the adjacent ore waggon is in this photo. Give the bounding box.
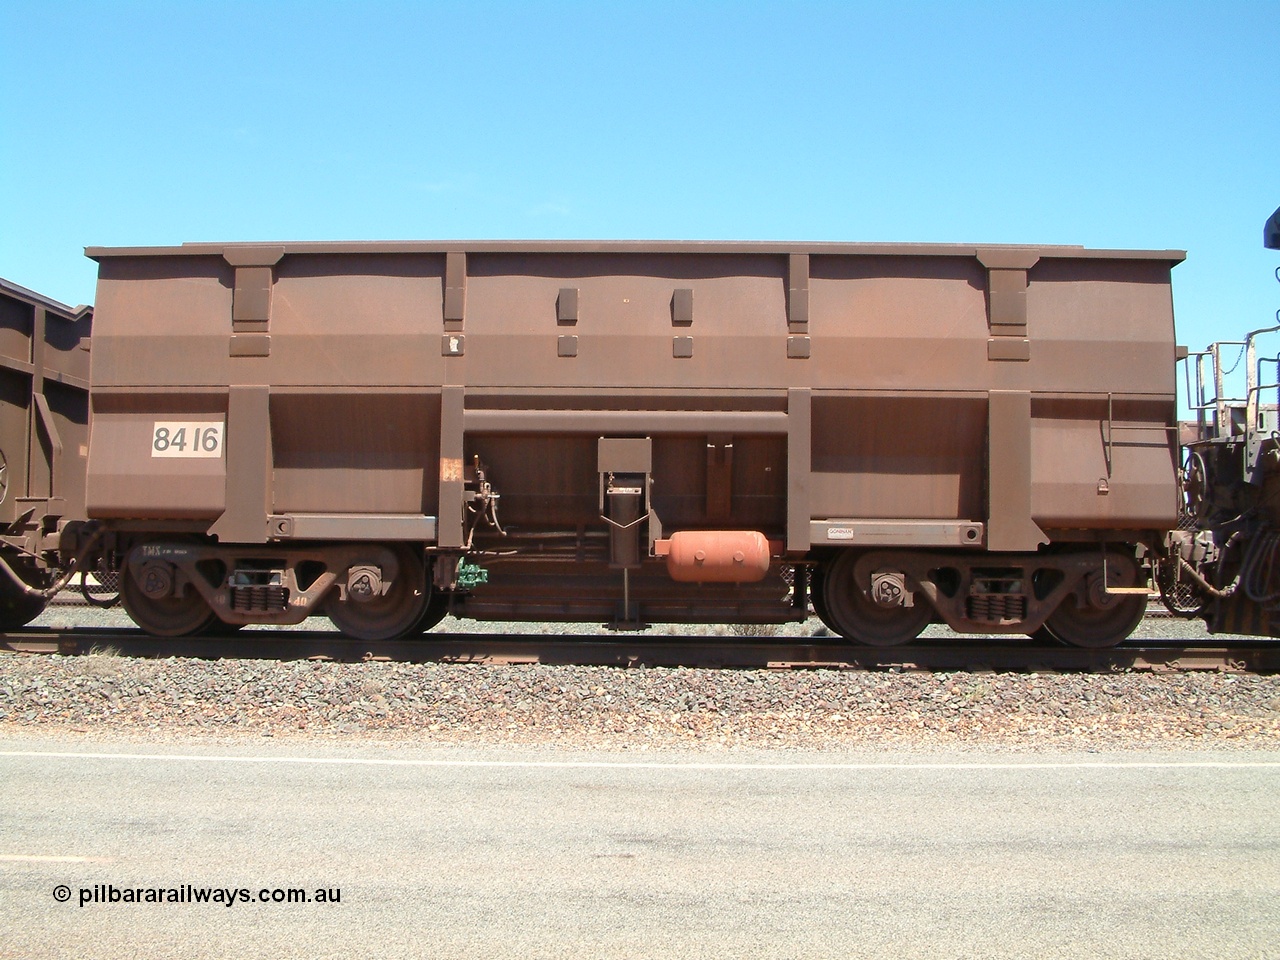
[0,279,91,629]
[79,241,1183,646]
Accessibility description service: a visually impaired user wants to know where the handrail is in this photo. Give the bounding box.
[1185,326,1280,441]
[1245,327,1280,439]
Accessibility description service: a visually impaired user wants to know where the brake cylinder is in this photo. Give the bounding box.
[654,531,771,583]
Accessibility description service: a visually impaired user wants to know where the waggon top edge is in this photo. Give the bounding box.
[85,239,1187,263]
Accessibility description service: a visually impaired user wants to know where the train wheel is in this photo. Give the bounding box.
[416,590,451,633]
[326,546,428,642]
[808,572,840,634]
[822,552,931,646]
[1043,552,1146,648]
[121,565,217,637]
[0,570,48,631]
[202,620,244,636]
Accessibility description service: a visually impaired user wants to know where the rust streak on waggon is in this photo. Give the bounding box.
[80,240,1184,647]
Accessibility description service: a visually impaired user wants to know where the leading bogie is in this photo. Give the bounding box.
[114,540,449,642]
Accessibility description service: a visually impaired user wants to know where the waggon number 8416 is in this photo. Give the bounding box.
[151,422,224,458]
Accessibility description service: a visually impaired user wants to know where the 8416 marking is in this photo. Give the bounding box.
[151,422,224,458]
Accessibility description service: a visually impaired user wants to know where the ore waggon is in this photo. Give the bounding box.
[63,239,1185,648]
[0,279,92,628]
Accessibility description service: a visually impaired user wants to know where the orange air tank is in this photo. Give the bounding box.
[655,531,772,583]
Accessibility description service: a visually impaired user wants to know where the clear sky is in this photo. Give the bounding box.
[2,0,1276,357]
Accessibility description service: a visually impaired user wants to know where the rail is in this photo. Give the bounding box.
[3,628,1277,674]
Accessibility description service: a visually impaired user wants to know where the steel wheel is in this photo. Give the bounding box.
[121,565,217,637]
[0,562,48,632]
[416,591,451,633]
[808,571,840,634]
[326,546,428,642]
[822,551,931,646]
[1043,552,1146,648]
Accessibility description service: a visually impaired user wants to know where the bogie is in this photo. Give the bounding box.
[816,546,1147,648]
[115,540,445,641]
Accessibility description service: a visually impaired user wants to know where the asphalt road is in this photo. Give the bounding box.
[2,737,1279,959]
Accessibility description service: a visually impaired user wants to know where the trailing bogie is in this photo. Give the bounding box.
[816,546,1149,648]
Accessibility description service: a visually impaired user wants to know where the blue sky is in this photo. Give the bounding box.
[2,0,1276,356]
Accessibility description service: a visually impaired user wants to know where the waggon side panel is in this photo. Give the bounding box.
[0,279,92,530]
[84,242,1182,543]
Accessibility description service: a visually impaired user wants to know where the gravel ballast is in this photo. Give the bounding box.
[3,632,1279,751]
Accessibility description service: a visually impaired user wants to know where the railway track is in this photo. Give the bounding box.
[3,626,1278,674]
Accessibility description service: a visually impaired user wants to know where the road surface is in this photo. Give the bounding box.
[2,736,1278,959]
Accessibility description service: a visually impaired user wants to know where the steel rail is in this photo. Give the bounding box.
[2,628,1277,674]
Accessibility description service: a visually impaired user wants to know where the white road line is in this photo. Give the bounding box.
[1,750,1278,771]
[0,855,101,863]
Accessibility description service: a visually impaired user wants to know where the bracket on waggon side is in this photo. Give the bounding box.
[598,437,655,570]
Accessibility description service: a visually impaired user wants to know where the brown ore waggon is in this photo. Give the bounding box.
[0,279,91,629]
[66,240,1183,647]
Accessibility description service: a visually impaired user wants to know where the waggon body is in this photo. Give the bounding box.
[82,240,1183,645]
[0,278,91,627]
